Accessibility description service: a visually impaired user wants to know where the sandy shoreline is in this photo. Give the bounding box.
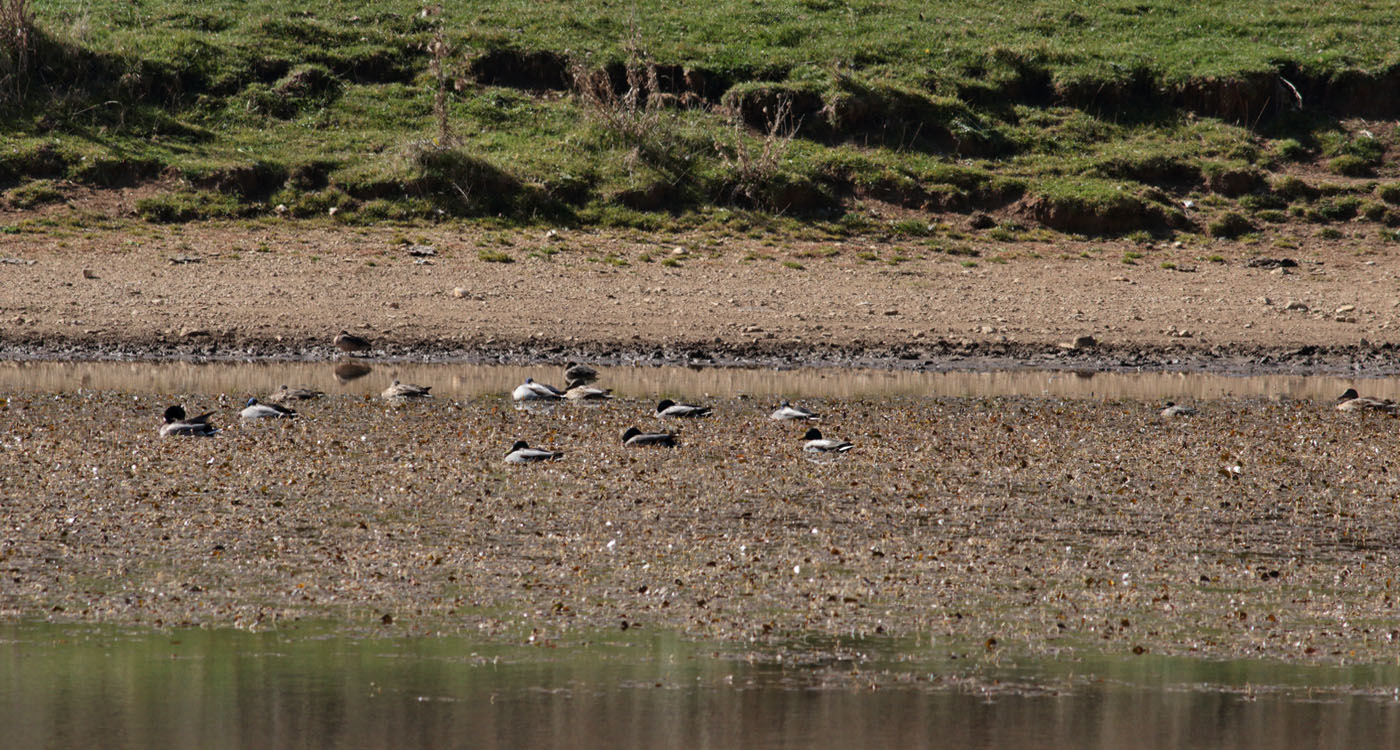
[3,223,1400,376]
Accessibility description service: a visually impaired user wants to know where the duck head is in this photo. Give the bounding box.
[802,428,824,440]
[163,405,187,423]
[656,399,675,412]
[1338,388,1360,402]
[509,440,530,452]
[621,427,641,443]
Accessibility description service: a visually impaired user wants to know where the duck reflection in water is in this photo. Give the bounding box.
[333,362,373,384]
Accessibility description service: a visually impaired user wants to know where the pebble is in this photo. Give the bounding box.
[81,269,97,280]
[1334,304,1356,314]
[1283,300,1308,312]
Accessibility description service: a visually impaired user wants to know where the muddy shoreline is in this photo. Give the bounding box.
[2,334,1399,378]
[5,389,1400,666]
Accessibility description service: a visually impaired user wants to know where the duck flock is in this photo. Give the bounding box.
[158,354,855,460]
[159,333,1398,453]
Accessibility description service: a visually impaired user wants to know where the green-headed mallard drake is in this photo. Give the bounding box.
[512,377,565,401]
[241,397,297,419]
[1336,388,1397,413]
[802,427,852,453]
[159,405,218,437]
[656,399,711,418]
[622,427,677,447]
[770,400,819,421]
[504,440,565,464]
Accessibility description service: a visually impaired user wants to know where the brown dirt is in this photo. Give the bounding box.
[1,219,1398,373]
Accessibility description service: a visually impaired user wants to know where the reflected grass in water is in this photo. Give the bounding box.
[3,622,1399,750]
[0,360,1396,402]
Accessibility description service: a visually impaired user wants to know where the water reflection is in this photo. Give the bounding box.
[0,360,1395,403]
[2,623,1397,750]
[332,362,373,383]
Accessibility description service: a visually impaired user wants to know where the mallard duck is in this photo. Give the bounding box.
[267,384,324,403]
[563,362,599,385]
[159,405,217,437]
[1335,388,1397,413]
[241,397,297,419]
[564,380,612,400]
[382,380,432,400]
[512,377,565,401]
[334,329,372,354]
[802,428,853,453]
[1160,401,1197,417]
[655,399,711,418]
[504,440,565,464]
[622,427,677,447]
[770,400,819,421]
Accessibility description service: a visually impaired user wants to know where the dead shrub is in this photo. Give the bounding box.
[0,0,34,107]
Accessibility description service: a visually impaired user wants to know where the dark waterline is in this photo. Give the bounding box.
[0,360,1393,402]
[3,623,1399,750]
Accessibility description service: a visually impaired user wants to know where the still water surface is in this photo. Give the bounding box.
[0,360,1392,402]
[3,623,1398,750]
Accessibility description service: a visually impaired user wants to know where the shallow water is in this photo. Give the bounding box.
[3,623,1398,750]
[0,360,1394,402]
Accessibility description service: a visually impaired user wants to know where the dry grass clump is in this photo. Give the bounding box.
[3,390,1399,665]
[0,0,34,107]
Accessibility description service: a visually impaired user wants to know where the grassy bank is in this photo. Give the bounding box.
[3,1,1400,237]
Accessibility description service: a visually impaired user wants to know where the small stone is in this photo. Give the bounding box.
[545,229,561,241]
[742,325,763,333]
[452,287,468,298]
[671,247,686,255]
[883,309,899,316]
[1270,267,1289,275]
[1258,297,1272,306]
[274,204,287,214]
[81,269,97,280]
[1059,335,1097,350]
[1335,304,1356,314]
[181,328,210,338]
[1334,315,1356,323]
[980,325,996,334]
[1284,300,1308,312]
[407,244,436,257]
[327,206,339,216]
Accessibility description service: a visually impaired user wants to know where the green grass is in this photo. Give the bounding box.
[477,249,513,263]
[4,1,1400,234]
